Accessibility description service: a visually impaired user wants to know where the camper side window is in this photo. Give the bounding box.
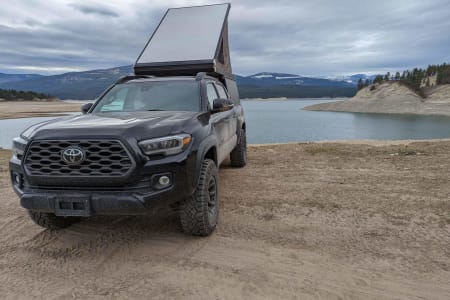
[206,83,218,109]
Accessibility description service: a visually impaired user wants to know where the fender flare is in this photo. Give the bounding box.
[194,135,219,186]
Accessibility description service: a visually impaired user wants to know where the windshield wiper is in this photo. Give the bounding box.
[146,109,165,111]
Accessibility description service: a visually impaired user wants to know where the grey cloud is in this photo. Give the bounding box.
[1,0,449,76]
[69,3,119,18]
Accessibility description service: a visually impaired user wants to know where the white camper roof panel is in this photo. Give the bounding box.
[136,4,229,64]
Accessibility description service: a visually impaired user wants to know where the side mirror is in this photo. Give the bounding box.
[81,102,93,114]
[212,98,233,113]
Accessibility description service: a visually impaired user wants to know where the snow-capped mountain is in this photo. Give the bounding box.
[250,72,303,79]
[236,72,354,87]
[328,74,377,85]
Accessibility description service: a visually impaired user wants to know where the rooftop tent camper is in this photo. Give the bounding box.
[134,3,233,79]
[134,3,240,103]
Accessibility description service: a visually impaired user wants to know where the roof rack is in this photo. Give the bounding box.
[115,75,154,84]
[195,72,210,81]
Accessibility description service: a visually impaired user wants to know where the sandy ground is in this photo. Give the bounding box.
[0,141,449,299]
[0,101,82,119]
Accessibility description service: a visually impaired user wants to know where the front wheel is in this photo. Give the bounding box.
[230,128,247,167]
[179,159,219,236]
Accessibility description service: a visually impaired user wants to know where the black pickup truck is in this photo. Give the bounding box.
[9,73,246,236]
[10,3,244,236]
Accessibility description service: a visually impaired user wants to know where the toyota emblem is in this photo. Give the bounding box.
[61,147,85,165]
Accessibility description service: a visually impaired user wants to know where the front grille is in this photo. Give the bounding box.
[24,140,133,177]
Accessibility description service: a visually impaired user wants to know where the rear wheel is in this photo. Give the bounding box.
[179,159,219,236]
[230,128,247,167]
[28,210,80,230]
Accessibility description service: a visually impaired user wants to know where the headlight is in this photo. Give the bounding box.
[12,136,28,159]
[138,134,192,156]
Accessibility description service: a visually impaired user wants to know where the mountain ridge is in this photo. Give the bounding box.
[0,66,357,99]
[0,73,44,84]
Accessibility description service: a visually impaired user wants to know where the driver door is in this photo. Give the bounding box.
[206,82,230,163]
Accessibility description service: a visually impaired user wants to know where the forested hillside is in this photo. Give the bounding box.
[356,62,450,97]
[0,89,53,101]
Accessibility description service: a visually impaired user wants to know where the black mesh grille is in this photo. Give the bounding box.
[24,140,133,177]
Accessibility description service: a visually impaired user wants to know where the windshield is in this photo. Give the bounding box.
[92,81,200,112]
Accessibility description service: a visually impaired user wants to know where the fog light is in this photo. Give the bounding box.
[158,175,171,187]
[14,174,21,185]
[12,172,22,186]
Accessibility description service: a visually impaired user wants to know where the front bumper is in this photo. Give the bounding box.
[15,185,175,216]
[10,151,197,217]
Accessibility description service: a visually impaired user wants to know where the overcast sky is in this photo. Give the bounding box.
[1,0,449,76]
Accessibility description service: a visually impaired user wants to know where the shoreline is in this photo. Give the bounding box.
[0,101,81,119]
[0,112,75,119]
[3,97,450,119]
[242,97,348,101]
[304,105,450,117]
[250,137,450,147]
[2,138,450,150]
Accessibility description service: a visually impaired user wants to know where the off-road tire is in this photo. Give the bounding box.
[230,128,247,167]
[28,210,80,230]
[179,159,219,236]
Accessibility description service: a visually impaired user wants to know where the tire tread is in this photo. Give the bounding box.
[179,159,218,236]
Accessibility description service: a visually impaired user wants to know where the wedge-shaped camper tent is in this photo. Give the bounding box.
[134,3,233,79]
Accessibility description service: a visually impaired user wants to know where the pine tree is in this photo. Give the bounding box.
[357,78,364,90]
[0,88,51,100]
[373,75,383,84]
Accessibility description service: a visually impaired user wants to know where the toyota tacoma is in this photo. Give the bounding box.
[9,3,245,236]
[9,73,246,236]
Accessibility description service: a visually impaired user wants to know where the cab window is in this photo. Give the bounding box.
[93,81,201,112]
[98,87,129,111]
[215,84,228,99]
[206,83,218,109]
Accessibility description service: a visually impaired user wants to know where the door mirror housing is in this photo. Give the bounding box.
[212,98,233,113]
[81,102,93,114]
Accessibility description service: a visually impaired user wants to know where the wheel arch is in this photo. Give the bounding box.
[194,135,219,186]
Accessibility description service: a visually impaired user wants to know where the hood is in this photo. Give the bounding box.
[22,111,202,141]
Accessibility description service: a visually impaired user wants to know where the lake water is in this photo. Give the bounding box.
[1,99,450,149]
[243,99,450,143]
